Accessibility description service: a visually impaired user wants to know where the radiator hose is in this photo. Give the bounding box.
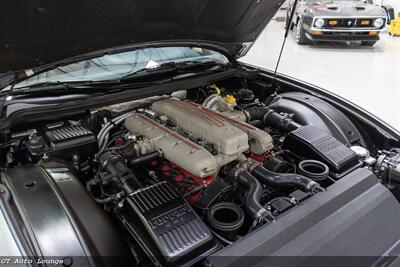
[249,163,324,193]
[232,168,275,223]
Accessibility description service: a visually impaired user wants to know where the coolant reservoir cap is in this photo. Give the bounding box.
[350,146,369,159]
[225,95,236,105]
[237,89,255,104]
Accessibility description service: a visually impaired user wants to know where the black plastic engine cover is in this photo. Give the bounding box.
[121,181,218,266]
[284,125,360,177]
[268,92,366,147]
[209,168,400,267]
[1,164,132,266]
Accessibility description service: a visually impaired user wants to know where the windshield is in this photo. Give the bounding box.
[5,47,228,90]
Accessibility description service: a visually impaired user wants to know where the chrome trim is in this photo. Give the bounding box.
[310,16,386,32]
[312,15,387,19]
[309,27,384,32]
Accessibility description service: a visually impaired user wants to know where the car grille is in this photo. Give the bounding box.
[324,18,374,29]
[355,18,374,27]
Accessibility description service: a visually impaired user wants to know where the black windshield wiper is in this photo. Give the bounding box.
[2,61,228,97]
[2,80,146,97]
[120,61,227,81]
[121,62,178,81]
[2,78,170,97]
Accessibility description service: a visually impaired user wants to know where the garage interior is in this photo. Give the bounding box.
[241,0,400,130]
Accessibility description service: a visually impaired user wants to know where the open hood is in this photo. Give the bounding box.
[0,0,282,74]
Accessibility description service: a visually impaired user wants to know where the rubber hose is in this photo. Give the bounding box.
[235,170,274,222]
[246,107,269,121]
[246,107,300,131]
[250,164,324,193]
[100,152,143,194]
[127,150,161,168]
[264,110,300,132]
[95,196,114,204]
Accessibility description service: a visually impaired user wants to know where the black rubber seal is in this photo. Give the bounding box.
[298,160,329,181]
[207,202,244,239]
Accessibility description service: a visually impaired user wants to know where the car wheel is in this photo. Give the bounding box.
[295,20,309,45]
[361,41,377,47]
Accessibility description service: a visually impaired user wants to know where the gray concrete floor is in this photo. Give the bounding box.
[240,11,400,131]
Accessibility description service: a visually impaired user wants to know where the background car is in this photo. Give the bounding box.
[286,0,388,46]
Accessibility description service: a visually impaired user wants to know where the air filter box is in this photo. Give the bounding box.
[284,125,360,177]
[26,122,97,159]
[121,182,218,266]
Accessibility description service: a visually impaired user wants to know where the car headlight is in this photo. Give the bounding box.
[314,18,325,28]
[373,18,384,28]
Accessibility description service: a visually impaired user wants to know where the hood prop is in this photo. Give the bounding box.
[273,0,299,77]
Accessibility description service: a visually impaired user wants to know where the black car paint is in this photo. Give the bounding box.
[2,165,132,265]
[0,0,283,74]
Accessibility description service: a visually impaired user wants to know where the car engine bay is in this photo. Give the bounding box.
[1,79,400,266]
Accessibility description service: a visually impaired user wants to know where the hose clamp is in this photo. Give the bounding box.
[263,109,275,124]
[256,208,268,222]
[256,208,276,223]
[243,110,251,122]
[306,180,318,191]
[247,159,261,173]
[100,152,123,170]
[157,149,164,158]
